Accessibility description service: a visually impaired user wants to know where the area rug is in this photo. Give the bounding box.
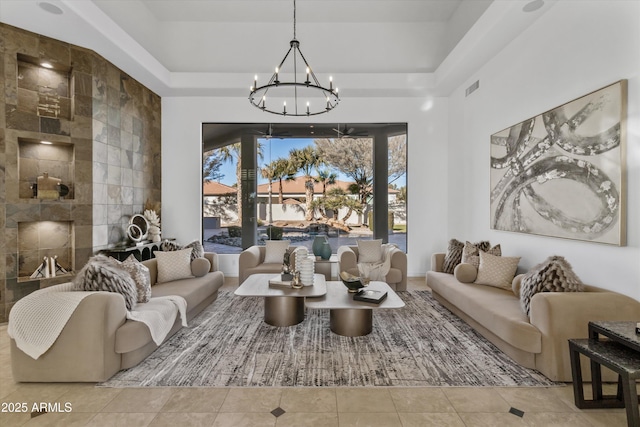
[100,291,556,387]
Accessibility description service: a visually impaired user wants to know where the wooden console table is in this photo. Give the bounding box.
[568,321,640,427]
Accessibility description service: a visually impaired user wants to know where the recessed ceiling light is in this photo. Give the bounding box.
[41,141,53,145]
[40,62,53,69]
[38,2,63,15]
[523,0,544,13]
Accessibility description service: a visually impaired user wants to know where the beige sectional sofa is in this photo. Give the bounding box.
[10,253,224,382]
[427,252,640,382]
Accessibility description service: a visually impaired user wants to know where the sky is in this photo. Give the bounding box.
[213,138,406,187]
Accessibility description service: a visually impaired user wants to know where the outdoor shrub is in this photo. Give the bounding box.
[228,226,242,238]
[266,225,283,240]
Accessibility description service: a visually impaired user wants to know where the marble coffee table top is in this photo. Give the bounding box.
[305,281,405,310]
[235,273,327,298]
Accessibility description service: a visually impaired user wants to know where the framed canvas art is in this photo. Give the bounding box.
[490,80,627,245]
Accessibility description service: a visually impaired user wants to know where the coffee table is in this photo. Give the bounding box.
[305,281,405,336]
[235,273,327,327]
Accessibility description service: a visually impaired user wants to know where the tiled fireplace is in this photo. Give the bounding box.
[1,24,161,322]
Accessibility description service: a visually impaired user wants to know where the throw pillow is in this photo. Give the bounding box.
[357,239,383,263]
[263,240,291,264]
[191,257,211,277]
[442,239,464,274]
[74,255,138,310]
[454,263,477,283]
[512,274,525,297]
[160,239,181,252]
[183,240,205,261]
[121,255,152,303]
[155,248,193,283]
[519,255,584,316]
[474,251,520,290]
[462,241,499,269]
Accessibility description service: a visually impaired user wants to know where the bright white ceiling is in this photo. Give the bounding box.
[91,0,487,74]
[0,0,555,97]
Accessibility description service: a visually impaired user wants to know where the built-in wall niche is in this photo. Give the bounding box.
[17,53,72,120]
[18,221,75,282]
[18,138,74,200]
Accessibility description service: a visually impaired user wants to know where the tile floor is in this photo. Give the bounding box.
[0,277,634,426]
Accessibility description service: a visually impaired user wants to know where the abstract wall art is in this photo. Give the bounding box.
[490,81,627,245]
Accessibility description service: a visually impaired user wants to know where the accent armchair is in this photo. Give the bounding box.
[337,245,407,291]
[238,245,295,284]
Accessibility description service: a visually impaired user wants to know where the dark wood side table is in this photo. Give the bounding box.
[101,241,161,262]
[568,321,640,427]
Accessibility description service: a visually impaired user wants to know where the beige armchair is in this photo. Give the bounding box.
[338,245,407,291]
[238,245,294,284]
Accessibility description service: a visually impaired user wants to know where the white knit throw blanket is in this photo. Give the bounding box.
[8,283,188,359]
[357,244,395,281]
[126,296,188,346]
[7,282,95,359]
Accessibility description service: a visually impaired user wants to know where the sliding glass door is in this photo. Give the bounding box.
[202,123,407,254]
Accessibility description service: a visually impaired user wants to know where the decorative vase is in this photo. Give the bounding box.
[295,247,308,270]
[298,257,315,286]
[320,241,332,260]
[312,235,328,258]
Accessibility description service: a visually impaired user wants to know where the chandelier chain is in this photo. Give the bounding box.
[293,0,297,39]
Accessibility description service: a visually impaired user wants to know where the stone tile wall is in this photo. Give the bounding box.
[0,23,161,323]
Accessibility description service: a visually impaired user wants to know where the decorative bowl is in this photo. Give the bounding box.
[340,271,366,293]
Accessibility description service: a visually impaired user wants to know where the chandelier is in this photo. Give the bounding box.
[249,0,339,116]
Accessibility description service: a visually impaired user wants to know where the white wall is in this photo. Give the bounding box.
[162,96,448,277]
[447,1,640,300]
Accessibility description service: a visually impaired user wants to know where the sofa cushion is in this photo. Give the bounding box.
[475,251,520,290]
[442,239,464,274]
[155,248,193,283]
[74,255,138,310]
[520,255,584,316]
[264,240,291,264]
[512,274,525,297]
[151,273,222,313]
[160,239,181,251]
[427,271,541,353]
[191,257,211,277]
[183,240,205,261]
[121,255,152,303]
[115,272,224,354]
[454,263,477,283]
[357,239,383,263]
[462,241,499,269]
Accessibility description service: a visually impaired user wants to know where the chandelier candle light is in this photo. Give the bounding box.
[249,0,339,116]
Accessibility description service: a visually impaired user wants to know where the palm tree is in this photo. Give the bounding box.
[289,146,322,221]
[202,150,223,182]
[273,158,296,204]
[217,143,242,223]
[312,187,362,224]
[260,161,278,224]
[314,168,337,197]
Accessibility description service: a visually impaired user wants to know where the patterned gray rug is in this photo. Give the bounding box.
[100,291,556,387]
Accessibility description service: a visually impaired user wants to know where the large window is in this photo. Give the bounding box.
[202,123,407,254]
